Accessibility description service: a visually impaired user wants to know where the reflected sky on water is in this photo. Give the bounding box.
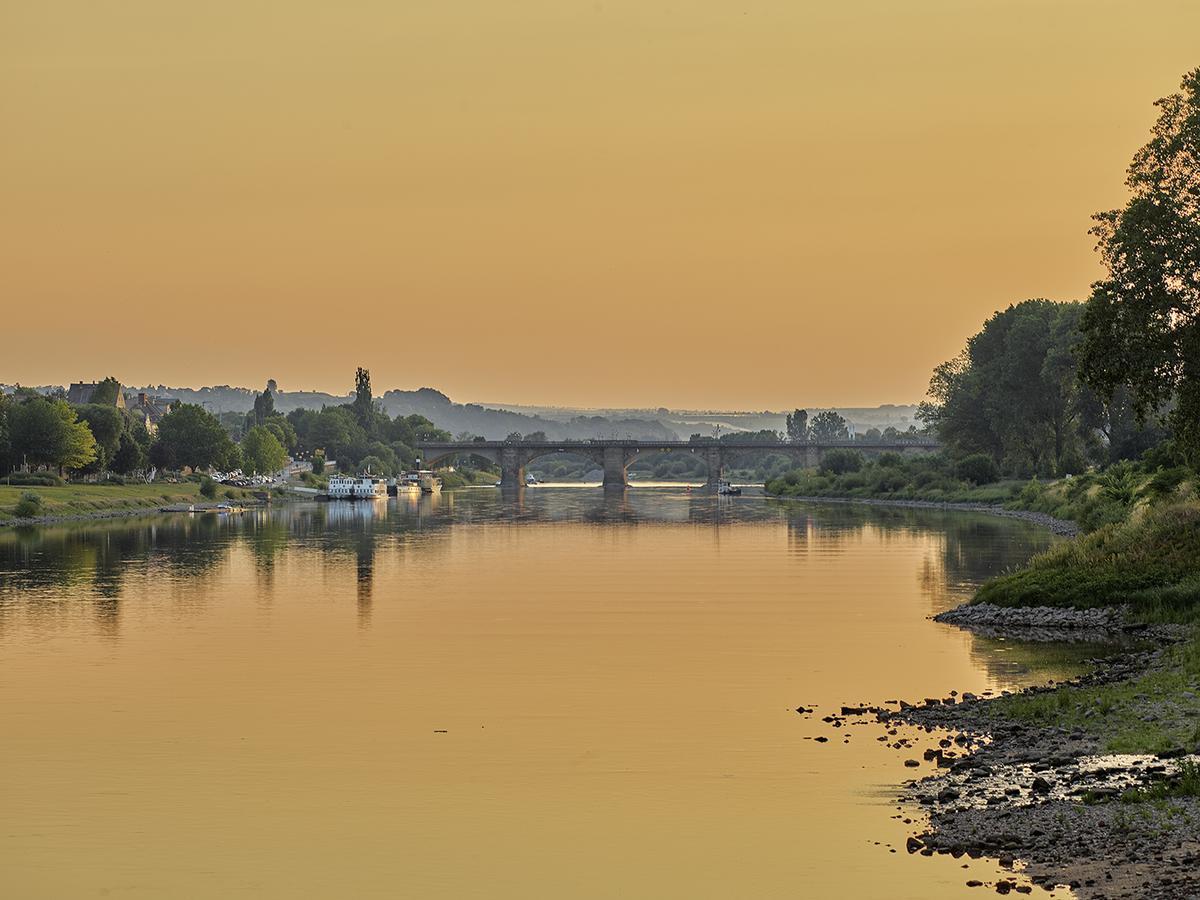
[0,488,1087,898]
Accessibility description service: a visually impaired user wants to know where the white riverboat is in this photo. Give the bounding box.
[398,470,441,493]
[717,479,741,496]
[394,472,422,494]
[327,474,388,500]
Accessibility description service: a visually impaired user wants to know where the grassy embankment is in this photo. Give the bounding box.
[975,476,1200,757]
[0,481,256,523]
[437,468,501,489]
[766,459,1024,504]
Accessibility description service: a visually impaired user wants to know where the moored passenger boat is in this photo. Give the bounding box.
[395,472,423,494]
[326,474,388,500]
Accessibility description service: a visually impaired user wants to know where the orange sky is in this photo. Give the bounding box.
[3,2,1198,409]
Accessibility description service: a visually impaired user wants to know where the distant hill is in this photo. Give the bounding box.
[380,388,680,441]
[478,402,921,439]
[8,381,919,441]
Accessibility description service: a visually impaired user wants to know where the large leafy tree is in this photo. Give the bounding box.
[88,376,122,406]
[1079,68,1200,464]
[8,397,98,472]
[919,300,1092,475]
[242,426,288,475]
[110,427,148,474]
[150,403,239,471]
[353,367,375,429]
[76,404,124,471]
[0,393,11,473]
[309,407,364,459]
[808,410,849,441]
[250,384,276,427]
[785,409,808,442]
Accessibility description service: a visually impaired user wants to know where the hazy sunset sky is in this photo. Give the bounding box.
[3,2,1199,408]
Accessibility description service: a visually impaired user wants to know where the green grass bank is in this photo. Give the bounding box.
[0,481,257,524]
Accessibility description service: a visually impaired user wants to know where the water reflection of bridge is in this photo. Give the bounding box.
[416,439,940,489]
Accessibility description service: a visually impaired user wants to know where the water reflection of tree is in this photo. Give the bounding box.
[356,530,374,628]
[244,511,291,585]
[770,501,1054,601]
[0,514,233,634]
[769,499,1099,689]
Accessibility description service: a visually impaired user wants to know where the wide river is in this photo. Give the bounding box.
[0,487,1093,898]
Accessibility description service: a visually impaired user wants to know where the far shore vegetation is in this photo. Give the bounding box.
[0,480,257,523]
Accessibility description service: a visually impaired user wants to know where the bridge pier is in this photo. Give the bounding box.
[499,446,525,488]
[602,446,627,489]
[704,446,723,490]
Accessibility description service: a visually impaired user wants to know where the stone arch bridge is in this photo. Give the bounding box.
[415,439,940,489]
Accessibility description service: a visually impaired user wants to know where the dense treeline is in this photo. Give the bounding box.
[918,70,1200,477]
[769,67,1200,513]
[0,368,452,482]
[283,368,450,476]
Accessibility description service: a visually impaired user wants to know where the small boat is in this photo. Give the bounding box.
[717,480,741,496]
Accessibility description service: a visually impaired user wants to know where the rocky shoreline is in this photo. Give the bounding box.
[935,603,1127,630]
[767,495,1080,537]
[847,621,1200,898]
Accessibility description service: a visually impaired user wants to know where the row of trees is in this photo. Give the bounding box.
[0,368,447,480]
[0,389,293,479]
[283,369,451,476]
[919,68,1200,476]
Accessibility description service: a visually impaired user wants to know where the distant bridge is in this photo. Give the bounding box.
[415,439,940,489]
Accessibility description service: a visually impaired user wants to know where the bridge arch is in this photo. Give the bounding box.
[621,446,714,482]
[520,447,608,482]
[420,447,501,470]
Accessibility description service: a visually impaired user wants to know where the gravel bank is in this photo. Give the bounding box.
[935,603,1128,630]
[874,639,1200,898]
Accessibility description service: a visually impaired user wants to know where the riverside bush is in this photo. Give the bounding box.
[974,500,1200,616]
[766,453,1025,504]
[3,472,65,487]
[818,449,864,475]
[954,453,1000,485]
[13,491,43,518]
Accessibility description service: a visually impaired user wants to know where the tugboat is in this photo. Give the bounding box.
[717,479,741,496]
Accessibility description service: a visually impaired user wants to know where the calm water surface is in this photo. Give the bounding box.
[0,488,1091,898]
